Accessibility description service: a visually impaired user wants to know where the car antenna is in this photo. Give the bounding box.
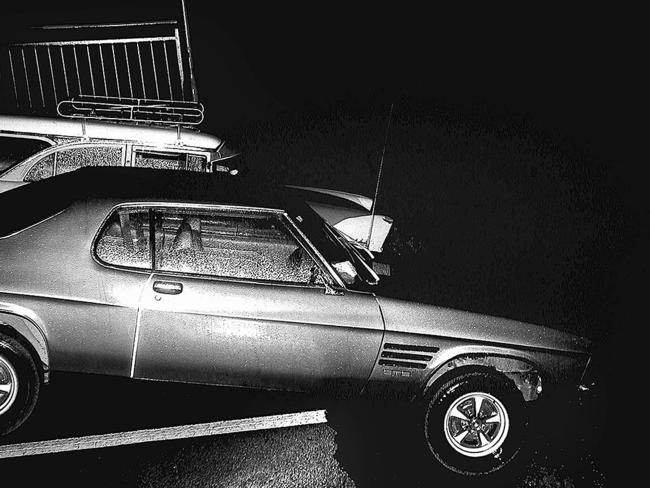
[366,102,394,251]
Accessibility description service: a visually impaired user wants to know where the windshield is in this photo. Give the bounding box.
[288,201,379,289]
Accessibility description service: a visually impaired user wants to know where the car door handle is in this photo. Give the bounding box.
[153,281,183,295]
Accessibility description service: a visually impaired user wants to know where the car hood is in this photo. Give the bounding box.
[375,296,590,354]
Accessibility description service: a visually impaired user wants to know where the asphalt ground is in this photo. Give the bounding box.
[0,372,609,487]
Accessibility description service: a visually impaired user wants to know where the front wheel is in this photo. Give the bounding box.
[0,335,41,435]
[424,370,527,476]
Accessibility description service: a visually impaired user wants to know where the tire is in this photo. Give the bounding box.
[0,335,41,435]
[424,369,527,477]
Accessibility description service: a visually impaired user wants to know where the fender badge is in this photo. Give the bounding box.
[383,369,411,378]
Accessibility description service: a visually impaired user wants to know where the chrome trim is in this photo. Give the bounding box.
[12,37,177,48]
[283,213,346,289]
[443,392,510,458]
[0,355,19,416]
[91,202,337,291]
[130,273,153,377]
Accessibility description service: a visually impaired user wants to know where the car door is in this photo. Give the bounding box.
[132,205,384,393]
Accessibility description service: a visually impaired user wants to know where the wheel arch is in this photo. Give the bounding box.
[0,311,49,382]
[422,354,542,403]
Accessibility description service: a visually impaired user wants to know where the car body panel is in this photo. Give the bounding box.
[368,297,590,394]
[0,201,147,376]
[0,115,223,151]
[135,274,383,392]
[376,296,589,354]
[0,306,49,371]
[286,185,374,211]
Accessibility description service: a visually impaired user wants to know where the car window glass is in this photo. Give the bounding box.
[187,154,209,171]
[95,209,151,269]
[154,209,326,285]
[134,150,208,172]
[0,136,51,175]
[23,153,54,182]
[56,145,123,175]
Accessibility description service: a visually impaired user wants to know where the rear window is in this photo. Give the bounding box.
[95,208,151,270]
[0,136,51,175]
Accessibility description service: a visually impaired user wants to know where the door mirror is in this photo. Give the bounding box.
[332,260,358,285]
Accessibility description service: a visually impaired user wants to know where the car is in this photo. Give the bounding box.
[0,167,592,477]
[0,113,393,253]
[0,113,240,195]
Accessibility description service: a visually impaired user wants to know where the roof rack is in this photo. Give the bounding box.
[57,95,204,126]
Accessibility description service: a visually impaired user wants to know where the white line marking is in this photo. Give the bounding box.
[0,409,327,459]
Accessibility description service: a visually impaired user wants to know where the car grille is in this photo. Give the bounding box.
[378,343,439,370]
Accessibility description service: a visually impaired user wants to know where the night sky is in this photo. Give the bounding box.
[2,2,631,146]
[2,2,633,343]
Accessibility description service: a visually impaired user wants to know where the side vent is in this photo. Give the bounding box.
[379,343,439,370]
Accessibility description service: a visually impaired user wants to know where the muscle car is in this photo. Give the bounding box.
[0,167,591,476]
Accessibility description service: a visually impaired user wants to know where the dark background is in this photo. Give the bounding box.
[1,2,634,485]
[4,0,632,334]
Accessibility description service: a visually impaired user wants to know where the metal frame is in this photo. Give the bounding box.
[57,95,204,126]
[1,17,199,119]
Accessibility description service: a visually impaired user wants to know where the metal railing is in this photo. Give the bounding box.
[1,20,198,116]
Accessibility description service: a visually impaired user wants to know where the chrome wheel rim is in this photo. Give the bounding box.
[0,355,19,416]
[443,392,509,458]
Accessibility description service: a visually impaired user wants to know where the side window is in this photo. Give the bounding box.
[56,145,123,175]
[95,208,151,270]
[187,154,209,171]
[134,150,208,172]
[0,136,51,175]
[154,208,325,284]
[24,153,54,182]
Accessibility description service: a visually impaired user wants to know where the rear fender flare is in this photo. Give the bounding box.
[0,306,49,380]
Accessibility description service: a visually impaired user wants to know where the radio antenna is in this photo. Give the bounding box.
[367,102,394,250]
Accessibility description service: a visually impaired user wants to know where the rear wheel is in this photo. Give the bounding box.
[0,335,41,435]
[424,369,526,476]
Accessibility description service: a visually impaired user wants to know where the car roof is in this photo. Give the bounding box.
[0,115,223,150]
[0,167,289,237]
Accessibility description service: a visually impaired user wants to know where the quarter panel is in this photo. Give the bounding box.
[0,201,148,376]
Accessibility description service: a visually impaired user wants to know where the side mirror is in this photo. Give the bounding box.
[332,260,358,285]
